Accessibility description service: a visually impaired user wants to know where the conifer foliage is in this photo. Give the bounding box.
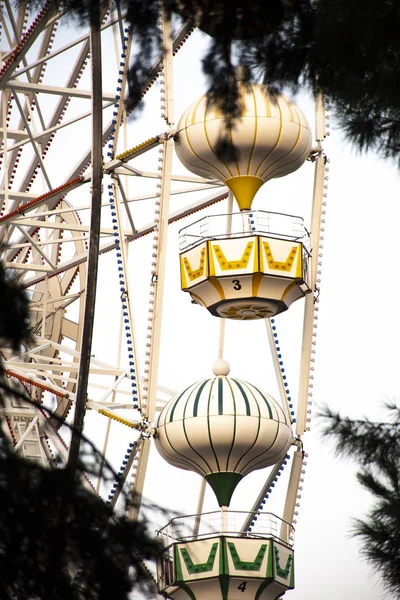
[0,434,161,600]
[0,261,31,350]
[0,268,161,599]
[321,405,400,598]
[23,0,400,162]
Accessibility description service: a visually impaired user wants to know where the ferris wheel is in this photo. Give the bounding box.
[0,2,328,599]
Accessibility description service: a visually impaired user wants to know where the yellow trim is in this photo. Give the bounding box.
[252,272,263,297]
[259,121,302,180]
[263,242,298,272]
[239,82,247,116]
[204,111,234,179]
[261,135,310,182]
[208,240,216,276]
[259,235,264,271]
[284,94,295,123]
[98,408,140,430]
[191,95,204,126]
[208,277,225,300]
[261,85,272,118]
[180,255,187,289]
[290,100,300,125]
[225,176,264,211]
[214,82,247,120]
[295,249,303,278]
[254,94,283,178]
[254,236,260,271]
[115,136,158,161]
[281,280,297,301]
[246,84,258,175]
[229,118,241,176]
[214,97,221,121]
[181,247,207,283]
[183,104,228,183]
[190,291,207,307]
[212,240,254,271]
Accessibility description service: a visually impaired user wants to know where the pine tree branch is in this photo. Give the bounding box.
[321,402,400,597]
[318,404,400,466]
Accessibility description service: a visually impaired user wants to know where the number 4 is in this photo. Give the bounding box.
[238,581,247,592]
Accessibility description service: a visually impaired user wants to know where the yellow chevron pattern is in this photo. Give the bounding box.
[182,247,206,282]
[263,242,300,274]
[212,241,254,271]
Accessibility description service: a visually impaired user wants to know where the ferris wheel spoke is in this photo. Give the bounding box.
[104,433,143,509]
[142,6,174,422]
[265,318,293,424]
[1,2,58,86]
[112,173,137,234]
[4,360,71,398]
[281,447,305,543]
[67,20,194,182]
[1,16,62,199]
[296,153,326,436]
[144,137,173,420]
[127,435,159,520]
[9,93,53,189]
[241,457,289,534]
[107,178,142,410]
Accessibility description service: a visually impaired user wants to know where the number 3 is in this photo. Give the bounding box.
[232,279,242,290]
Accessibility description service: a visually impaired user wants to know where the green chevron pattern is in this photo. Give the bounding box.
[274,547,293,579]
[180,542,219,574]
[227,542,267,571]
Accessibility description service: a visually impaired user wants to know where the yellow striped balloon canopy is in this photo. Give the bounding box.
[175,82,312,211]
[155,363,292,506]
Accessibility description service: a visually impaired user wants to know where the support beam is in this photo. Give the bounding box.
[8,79,116,101]
[68,8,103,472]
[296,155,326,436]
[280,448,304,543]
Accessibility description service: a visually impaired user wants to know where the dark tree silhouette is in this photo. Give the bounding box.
[22,0,400,161]
[0,269,162,599]
[0,434,162,599]
[321,404,400,598]
[0,261,31,350]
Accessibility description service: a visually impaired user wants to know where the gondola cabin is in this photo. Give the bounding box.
[179,210,311,319]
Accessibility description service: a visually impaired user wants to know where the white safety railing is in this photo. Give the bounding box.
[179,210,310,252]
[157,510,294,548]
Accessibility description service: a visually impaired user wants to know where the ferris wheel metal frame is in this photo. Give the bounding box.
[0,0,328,593]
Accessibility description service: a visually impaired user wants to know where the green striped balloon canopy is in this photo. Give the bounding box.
[155,360,293,506]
